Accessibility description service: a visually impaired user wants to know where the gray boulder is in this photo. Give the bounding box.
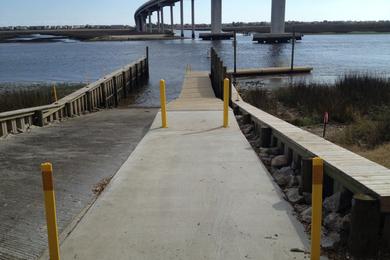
[323,192,341,213]
[285,188,304,204]
[324,212,344,232]
[271,155,289,168]
[301,207,312,223]
[273,167,294,187]
[322,232,341,249]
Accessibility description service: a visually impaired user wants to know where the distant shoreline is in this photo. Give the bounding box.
[1,21,390,43]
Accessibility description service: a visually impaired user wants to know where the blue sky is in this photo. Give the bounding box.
[0,0,389,26]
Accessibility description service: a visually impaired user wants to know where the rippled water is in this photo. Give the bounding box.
[1,31,390,106]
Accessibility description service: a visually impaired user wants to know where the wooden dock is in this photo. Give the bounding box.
[253,33,303,44]
[232,88,390,212]
[229,66,313,77]
[199,32,233,40]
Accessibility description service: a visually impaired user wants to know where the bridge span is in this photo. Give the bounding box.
[134,0,287,39]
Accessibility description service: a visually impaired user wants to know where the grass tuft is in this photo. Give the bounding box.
[0,83,84,113]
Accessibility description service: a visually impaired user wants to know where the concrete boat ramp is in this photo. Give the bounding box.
[60,72,309,259]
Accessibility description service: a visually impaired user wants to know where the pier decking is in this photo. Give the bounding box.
[232,89,390,212]
[59,72,309,259]
[229,66,313,77]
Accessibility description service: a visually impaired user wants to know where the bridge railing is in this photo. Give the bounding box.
[0,49,149,138]
[209,47,232,102]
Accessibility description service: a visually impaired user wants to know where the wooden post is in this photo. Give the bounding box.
[287,147,293,165]
[86,91,93,112]
[348,194,381,258]
[291,28,296,71]
[271,136,278,147]
[113,77,119,107]
[146,47,150,79]
[122,71,127,98]
[0,122,8,136]
[300,158,313,193]
[101,83,108,108]
[260,127,272,148]
[34,110,45,127]
[135,64,139,87]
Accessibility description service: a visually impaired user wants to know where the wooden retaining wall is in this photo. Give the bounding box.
[0,51,149,138]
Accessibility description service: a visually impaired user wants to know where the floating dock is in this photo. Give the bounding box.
[199,32,234,40]
[253,33,303,44]
[229,66,313,77]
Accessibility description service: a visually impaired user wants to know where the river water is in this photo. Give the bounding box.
[1,31,390,106]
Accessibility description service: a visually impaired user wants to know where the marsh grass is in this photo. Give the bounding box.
[0,83,84,113]
[239,73,390,148]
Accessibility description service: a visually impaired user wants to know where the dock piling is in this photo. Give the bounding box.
[41,162,60,260]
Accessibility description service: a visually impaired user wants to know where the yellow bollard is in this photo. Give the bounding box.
[223,78,230,128]
[52,84,58,102]
[160,79,168,128]
[311,157,324,260]
[41,163,60,260]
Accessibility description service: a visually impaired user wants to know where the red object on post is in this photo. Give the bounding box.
[324,112,329,124]
[323,112,329,138]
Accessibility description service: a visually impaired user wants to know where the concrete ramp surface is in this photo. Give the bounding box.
[60,72,308,260]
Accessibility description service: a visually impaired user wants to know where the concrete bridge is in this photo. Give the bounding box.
[134,0,287,39]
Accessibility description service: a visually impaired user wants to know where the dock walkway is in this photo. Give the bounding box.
[60,72,309,259]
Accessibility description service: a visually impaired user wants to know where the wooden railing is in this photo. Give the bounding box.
[0,49,149,138]
[210,47,231,100]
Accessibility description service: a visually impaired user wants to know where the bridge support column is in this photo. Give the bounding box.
[157,10,161,33]
[170,5,174,33]
[148,13,152,33]
[191,0,195,39]
[211,0,222,33]
[161,7,165,33]
[271,0,286,34]
[180,0,184,37]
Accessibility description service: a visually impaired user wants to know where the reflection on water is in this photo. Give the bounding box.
[1,31,390,106]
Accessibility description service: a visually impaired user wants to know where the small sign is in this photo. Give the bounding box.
[323,112,329,124]
[323,112,329,138]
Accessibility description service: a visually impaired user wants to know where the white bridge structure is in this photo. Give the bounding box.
[134,0,287,39]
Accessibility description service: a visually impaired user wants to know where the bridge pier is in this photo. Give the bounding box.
[199,0,232,40]
[161,7,165,33]
[191,0,195,39]
[148,13,152,33]
[180,0,184,37]
[170,5,174,33]
[271,0,286,34]
[157,10,161,33]
[211,0,222,34]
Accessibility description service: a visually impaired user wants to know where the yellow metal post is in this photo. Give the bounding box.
[223,78,230,128]
[160,79,168,128]
[41,163,60,260]
[311,157,324,260]
[52,84,58,102]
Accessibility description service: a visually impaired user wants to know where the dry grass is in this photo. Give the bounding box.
[347,143,390,169]
[0,83,84,113]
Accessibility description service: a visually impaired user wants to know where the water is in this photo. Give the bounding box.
[1,31,390,106]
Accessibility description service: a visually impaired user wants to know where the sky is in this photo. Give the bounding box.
[0,0,389,26]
